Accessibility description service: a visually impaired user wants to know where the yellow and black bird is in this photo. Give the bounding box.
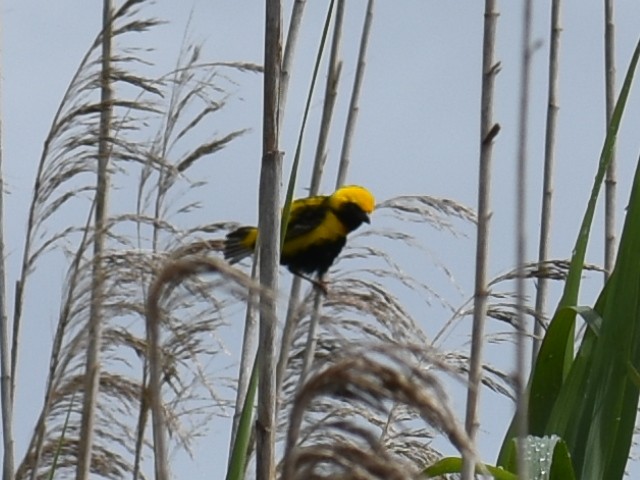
[224,185,375,291]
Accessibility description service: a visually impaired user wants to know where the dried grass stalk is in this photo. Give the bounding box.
[146,255,264,480]
[282,345,475,479]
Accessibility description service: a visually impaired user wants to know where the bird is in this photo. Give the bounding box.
[224,185,375,292]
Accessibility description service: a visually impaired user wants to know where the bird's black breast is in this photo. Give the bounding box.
[281,200,368,278]
[282,236,347,277]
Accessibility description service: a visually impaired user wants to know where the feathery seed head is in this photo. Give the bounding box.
[330,185,375,214]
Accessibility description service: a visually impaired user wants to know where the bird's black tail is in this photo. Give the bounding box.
[224,226,258,264]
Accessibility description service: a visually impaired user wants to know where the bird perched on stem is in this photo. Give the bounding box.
[224,185,375,293]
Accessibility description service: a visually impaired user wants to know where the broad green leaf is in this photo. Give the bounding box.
[520,435,572,480]
[581,154,640,479]
[498,308,577,464]
[503,437,517,473]
[528,307,577,434]
[549,438,576,480]
[546,61,640,476]
[570,305,602,336]
[626,361,640,389]
[536,305,603,456]
[500,36,640,477]
[544,315,600,455]
[423,457,517,479]
[503,436,575,480]
[426,437,574,480]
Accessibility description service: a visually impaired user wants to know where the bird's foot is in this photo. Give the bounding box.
[310,278,329,296]
[292,271,329,296]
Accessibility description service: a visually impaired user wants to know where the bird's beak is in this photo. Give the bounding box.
[362,211,371,224]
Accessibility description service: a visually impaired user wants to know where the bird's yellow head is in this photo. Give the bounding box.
[330,185,375,214]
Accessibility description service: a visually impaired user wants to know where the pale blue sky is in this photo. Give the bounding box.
[4,0,640,477]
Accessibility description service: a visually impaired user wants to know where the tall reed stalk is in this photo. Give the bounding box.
[0,9,13,477]
[257,1,283,478]
[533,0,562,360]
[77,1,113,477]
[604,0,617,279]
[462,0,499,478]
[513,0,534,477]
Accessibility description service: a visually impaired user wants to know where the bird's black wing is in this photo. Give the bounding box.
[284,195,329,241]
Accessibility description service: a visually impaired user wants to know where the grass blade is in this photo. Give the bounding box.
[226,356,258,480]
